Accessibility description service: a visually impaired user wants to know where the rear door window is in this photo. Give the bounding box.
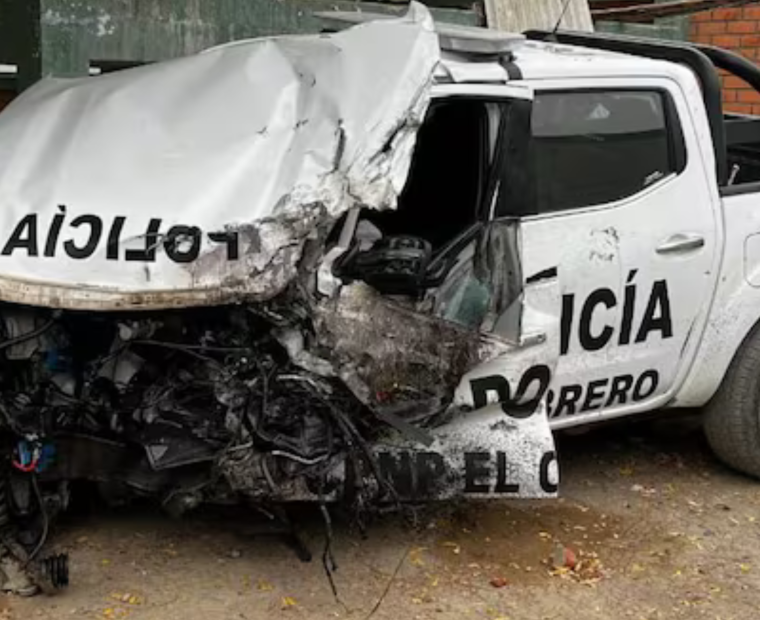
[531,90,685,214]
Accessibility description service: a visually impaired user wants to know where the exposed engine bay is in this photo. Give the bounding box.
[0,5,559,595]
[0,274,556,594]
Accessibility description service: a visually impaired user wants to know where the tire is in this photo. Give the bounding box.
[705,323,760,478]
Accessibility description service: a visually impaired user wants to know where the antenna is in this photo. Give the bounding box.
[551,0,574,36]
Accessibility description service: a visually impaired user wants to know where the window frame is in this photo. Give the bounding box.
[510,86,688,220]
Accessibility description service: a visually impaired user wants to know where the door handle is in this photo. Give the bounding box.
[656,233,705,255]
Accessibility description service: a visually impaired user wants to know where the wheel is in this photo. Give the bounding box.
[704,323,760,478]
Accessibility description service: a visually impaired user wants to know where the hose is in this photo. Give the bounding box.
[0,316,57,352]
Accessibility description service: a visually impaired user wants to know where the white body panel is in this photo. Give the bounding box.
[674,190,760,407]
[438,40,746,426]
[0,11,438,309]
[514,75,724,427]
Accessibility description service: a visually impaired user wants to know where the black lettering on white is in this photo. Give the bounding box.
[64,214,103,259]
[125,218,162,262]
[3,212,243,264]
[633,370,659,401]
[470,365,551,420]
[546,388,555,416]
[504,364,551,419]
[619,269,638,345]
[209,231,240,260]
[464,452,490,493]
[44,205,66,257]
[605,374,634,407]
[106,216,126,260]
[164,225,201,264]
[579,288,616,351]
[494,452,520,493]
[470,376,510,411]
[2,214,38,257]
[582,378,608,411]
[540,451,559,494]
[635,280,673,343]
[555,385,583,417]
[560,293,574,355]
[560,277,673,354]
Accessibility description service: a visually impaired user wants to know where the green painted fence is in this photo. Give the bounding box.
[0,0,480,91]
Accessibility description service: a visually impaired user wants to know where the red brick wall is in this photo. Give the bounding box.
[690,4,760,114]
[0,90,14,113]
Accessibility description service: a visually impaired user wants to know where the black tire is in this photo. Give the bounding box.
[704,323,760,478]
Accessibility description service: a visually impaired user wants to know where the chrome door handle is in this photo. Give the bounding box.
[656,233,705,255]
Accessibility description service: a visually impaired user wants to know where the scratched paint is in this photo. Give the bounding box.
[0,9,439,309]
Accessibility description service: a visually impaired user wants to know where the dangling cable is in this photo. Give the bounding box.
[26,474,49,564]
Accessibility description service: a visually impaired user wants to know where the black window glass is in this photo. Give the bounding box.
[532,90,677,213]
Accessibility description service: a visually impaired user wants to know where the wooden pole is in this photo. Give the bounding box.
[485,0,593,33]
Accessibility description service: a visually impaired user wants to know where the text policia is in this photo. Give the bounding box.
[1,209,239,263]
[471,273,673,419]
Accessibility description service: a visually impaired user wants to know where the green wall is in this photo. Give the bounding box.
[1,0,479,89]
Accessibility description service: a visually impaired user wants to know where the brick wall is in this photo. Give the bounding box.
[690,4,760,114]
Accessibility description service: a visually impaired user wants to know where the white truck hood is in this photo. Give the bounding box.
[0,4,438,310]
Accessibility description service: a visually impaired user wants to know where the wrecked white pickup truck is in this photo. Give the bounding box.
[0,0,759,593]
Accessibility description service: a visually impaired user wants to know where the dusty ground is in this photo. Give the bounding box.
[4,411,760,620]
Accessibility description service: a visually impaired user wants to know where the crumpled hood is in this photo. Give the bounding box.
[0,4,439,310]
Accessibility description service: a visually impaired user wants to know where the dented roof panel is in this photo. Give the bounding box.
[0,7,439,310]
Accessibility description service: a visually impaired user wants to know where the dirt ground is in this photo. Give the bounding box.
[4,411,760,620]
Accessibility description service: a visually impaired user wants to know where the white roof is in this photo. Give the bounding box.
[439,38,692,85]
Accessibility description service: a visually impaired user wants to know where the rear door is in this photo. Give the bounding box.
[501,77,721,427]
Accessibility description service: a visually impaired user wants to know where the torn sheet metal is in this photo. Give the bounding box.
[307,277,559,500]
[225,402,557,503]
[0,5,439,310]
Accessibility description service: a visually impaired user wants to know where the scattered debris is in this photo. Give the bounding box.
[551,543,577,571]
[281,596,298,609]
[489,576,509,588]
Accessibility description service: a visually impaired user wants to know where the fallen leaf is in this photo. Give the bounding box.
[411,549,430,571]
[281,596,298,608]
[441,542,461,555]
[490,576,509,588]
[257,579,274,591]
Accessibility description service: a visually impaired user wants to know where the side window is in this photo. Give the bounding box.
[361,98,492,251]
[531,90,686,214]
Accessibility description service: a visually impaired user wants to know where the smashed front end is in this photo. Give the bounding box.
[0,5,558,594]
